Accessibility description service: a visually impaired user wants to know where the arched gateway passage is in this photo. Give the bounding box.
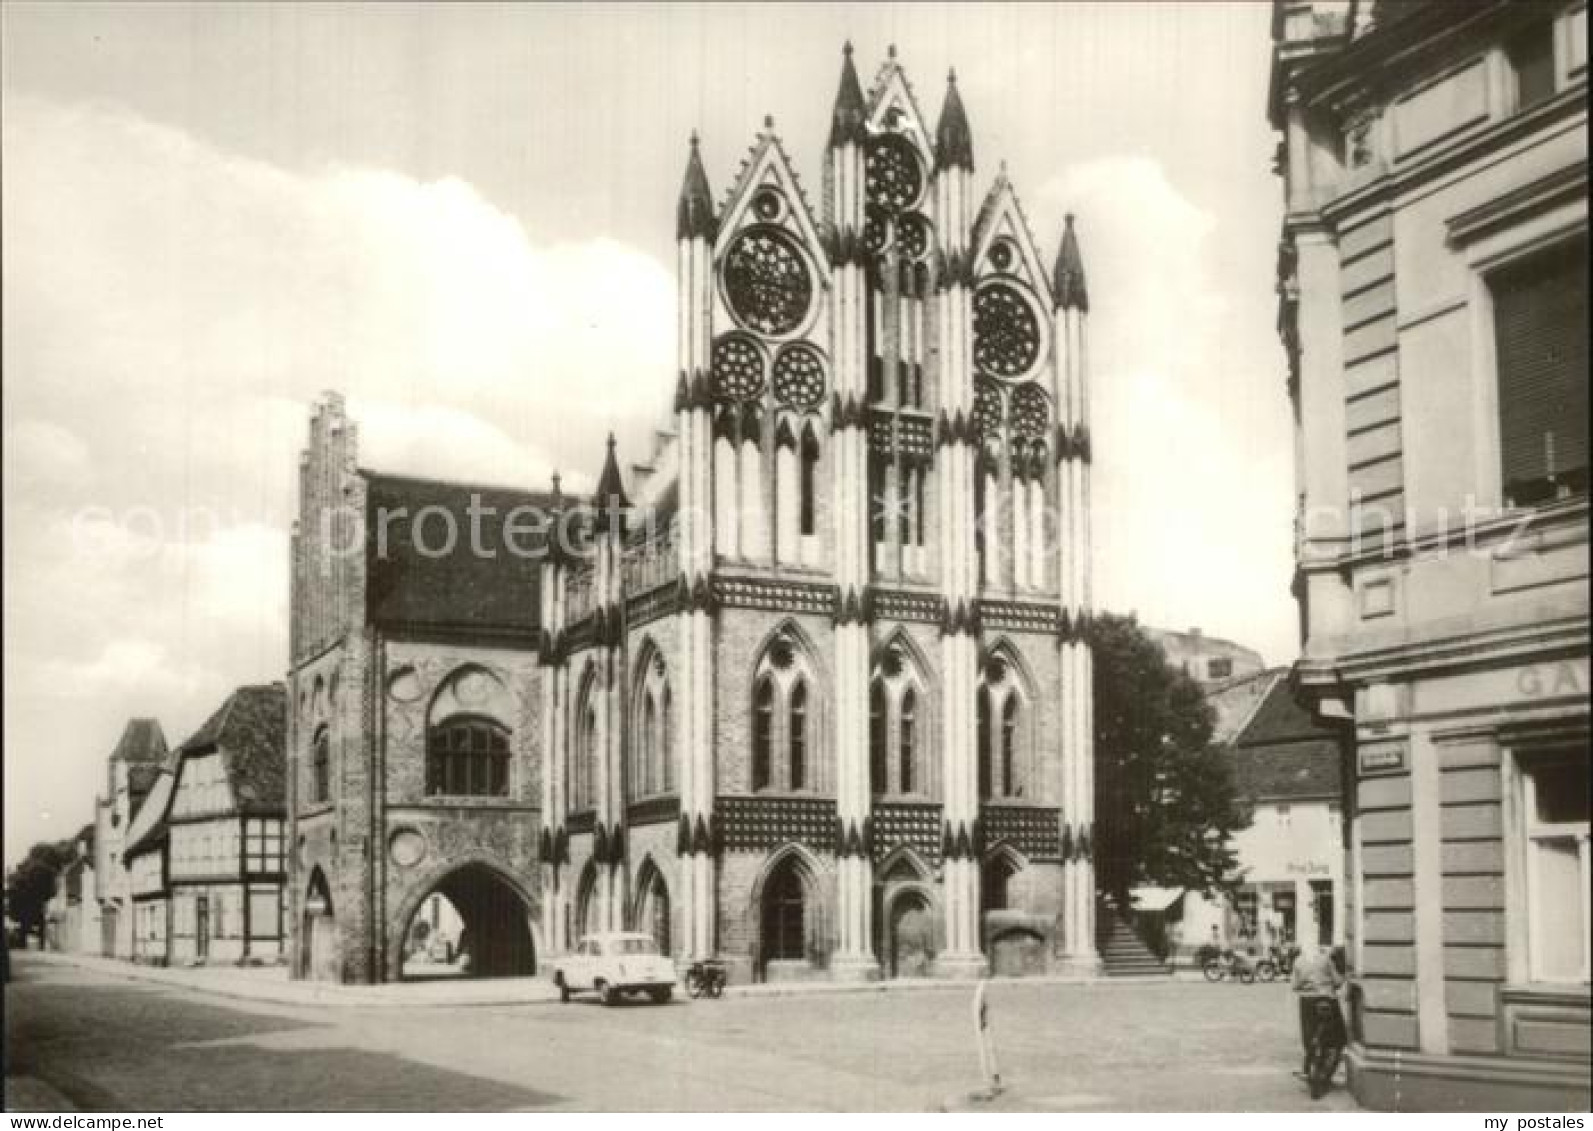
[396,863,536,980]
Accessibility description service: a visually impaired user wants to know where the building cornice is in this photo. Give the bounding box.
[1310,613,1588,688]
[1318,92,1587,229]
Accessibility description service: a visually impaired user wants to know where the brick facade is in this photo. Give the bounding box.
[291,47,1100,985]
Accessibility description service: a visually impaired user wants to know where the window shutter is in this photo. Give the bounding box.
[1492,243,1589,505]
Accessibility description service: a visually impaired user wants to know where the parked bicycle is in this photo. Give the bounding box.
[1304,996,1347,1098]
[684,959,727,999]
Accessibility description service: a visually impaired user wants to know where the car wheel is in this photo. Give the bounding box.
[649,987,673,1004]
[554,972,570,1004]
[596,979,616,1006]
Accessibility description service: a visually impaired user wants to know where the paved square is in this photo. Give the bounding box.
[5,956,1357,1111]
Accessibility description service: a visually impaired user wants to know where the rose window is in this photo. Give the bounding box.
[723,228,815,337]
[772,344,827,411]
[895,212,930,262]
[973,282,1041,379]
[1010,384,1050,439]
[711,334,766,401]
[865,134,923,213]
[752,189,784,222]
[972,380,1004,441]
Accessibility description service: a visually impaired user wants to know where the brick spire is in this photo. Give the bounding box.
[829,41,867,148]
[592,433,630,516]
[676,131,716,241]
[934,67,974,172]
[1053,213,1089,312]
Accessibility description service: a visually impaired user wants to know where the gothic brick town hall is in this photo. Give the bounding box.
[288,45,1100,984]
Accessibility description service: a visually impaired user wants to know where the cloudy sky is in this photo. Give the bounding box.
[2,1,1293,864]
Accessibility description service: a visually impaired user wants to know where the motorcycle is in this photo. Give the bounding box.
[1202,947,1258,984]
[685,959,727,999]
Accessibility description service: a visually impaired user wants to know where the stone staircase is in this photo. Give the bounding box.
[1096,908,1173,978]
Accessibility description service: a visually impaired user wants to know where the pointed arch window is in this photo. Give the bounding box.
[789,681,809,791]
[311,727,331,805]
[632,655,674,801]
[752,678,775,792]
[1001,697,1021,799]
[800,430,820,536]
[641,696,658,797]
[977,692,993,801]
[574,701,598,812]
[660,686,675,794]
[900,689,918,795]
[871,646,930,798]
[979,654,1031,802]
[870,682,889,795]
[426,717,510,797]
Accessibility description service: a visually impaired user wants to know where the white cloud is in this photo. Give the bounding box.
[2,94,677,861]
[1029,156,1295,660]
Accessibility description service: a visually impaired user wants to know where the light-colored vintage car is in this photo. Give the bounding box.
[551,932,677,1005]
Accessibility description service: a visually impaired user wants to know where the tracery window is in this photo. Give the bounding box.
[870,645,929,797]
[750,630,822,794]
[723,228,814,337]
[632,653,674,800]
[973,282,1042,380]
[426,717,510,797]
[978,653,1032,801]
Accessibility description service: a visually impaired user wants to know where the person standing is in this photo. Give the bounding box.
[1291,945,1345,1078]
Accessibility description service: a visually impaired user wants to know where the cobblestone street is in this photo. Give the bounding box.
[5,954,1357,1112]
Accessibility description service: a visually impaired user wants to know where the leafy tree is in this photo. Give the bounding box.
[4,839,74,946]
[1092,613,1252,905]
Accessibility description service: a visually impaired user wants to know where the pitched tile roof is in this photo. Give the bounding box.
[1229,676,1345,803]
[362,472,555,635]
[1206,668,1284,745]
[110,718,168,765]
[177,683,287,816]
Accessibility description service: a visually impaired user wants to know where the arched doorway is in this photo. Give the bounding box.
[982,853,1019,915]
[401,891,466,979]
[633,863,671,957]
[399,863,536,980]
[302,867,337,981]
[888,890,934,978]
[760,858,808,978]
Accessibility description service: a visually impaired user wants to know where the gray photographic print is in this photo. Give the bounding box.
[3,0,1588,1116]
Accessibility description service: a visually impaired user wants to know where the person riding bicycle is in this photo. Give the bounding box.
[1291,945,1345,1080]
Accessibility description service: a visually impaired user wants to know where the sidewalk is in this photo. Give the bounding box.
[25,950,1173,1011]
[25,951,560,1009]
